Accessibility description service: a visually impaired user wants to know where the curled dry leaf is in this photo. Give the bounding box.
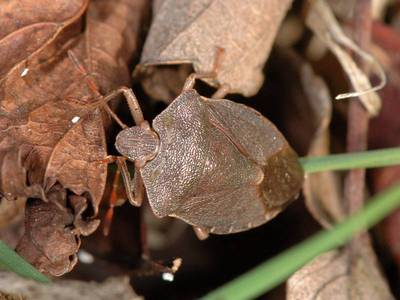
[266,48,344,227]
[0,148,31,247]
[0,271,142,300]
[138,0,292,102]
[0,197,25,230]
[306,0,384,116]
[0,148,40,248]
[69,195,100,236]
[16,195,79,276]
[16,185,99,276]
[287,247,394,300]
[0,148,45,201]
[0,197,25,249]
[298,57,344,227]
[0,0,149,275]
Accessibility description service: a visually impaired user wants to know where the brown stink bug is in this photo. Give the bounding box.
[68,51,304,239]
[111,80,303,239]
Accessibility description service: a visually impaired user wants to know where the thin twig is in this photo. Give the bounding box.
[344,0,372,215]
[344,0,375,286]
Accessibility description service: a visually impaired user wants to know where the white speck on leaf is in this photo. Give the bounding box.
[71,116,80,123]
[20,68,29,77]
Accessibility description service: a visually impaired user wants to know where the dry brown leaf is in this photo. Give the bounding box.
[0,197,25,230]
[0,0,89,80]
[299,57,345,228]
[306,0,384,116]
[326,0,356,19]
[16,194,80,276]
[287,246,394,300]
[0,149,27,246]
[0,149,45,202]
[69,195,100,236]
[0,0,149,275]
[16,185,98,276]
[41,0,149,212]
[0,197,25,249]
[0,0,148,210]
[138,0,292,102]
[0,148,38,246]
[0,271,142,300]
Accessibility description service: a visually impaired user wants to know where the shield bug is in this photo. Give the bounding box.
[68,51,304,239]
[112,79,303,239]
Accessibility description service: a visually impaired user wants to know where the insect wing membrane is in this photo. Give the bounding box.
[205,98,304,207]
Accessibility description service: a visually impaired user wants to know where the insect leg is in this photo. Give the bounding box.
[182,72,216,90]
[102,87,145,126]
[132,161,145,207]
[83,86,146,127]
[193,226,210,240]
[99,155,143,234]
[115,156,143,207]
[103,165,124,236]
[182,47,228,98]
[211,84,229,99]
[67,50,128,129]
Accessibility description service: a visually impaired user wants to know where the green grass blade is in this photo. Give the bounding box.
[300,147,400,173]
[0,241,50,283]
[201,183,400,300]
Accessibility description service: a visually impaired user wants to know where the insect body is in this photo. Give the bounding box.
[66,50,303,238]
[114,87,304,237]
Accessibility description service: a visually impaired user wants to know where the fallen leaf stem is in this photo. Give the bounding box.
[300,147,400,173]
[0,241,50,283]
[201,182,400,300]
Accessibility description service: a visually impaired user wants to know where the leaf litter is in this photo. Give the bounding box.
[286,1,394,299]
[264,46,393,299]
[0,0,399,299]
[0,0,149,275]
